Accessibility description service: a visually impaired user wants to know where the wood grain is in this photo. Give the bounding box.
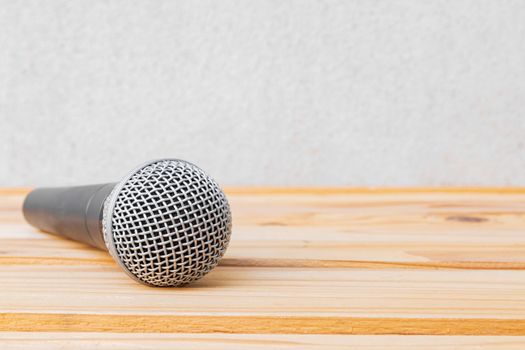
[1,334,524,350]
[1,188,525,346]
[2,265,525,319]
[1,314,525,335]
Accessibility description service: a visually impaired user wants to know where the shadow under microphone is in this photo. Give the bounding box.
[23,159,232,287]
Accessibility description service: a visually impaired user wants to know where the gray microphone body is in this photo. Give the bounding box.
[23,159,232,287]
[24,183,115,250]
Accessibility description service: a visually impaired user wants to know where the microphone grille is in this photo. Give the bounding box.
[102,159,232,287]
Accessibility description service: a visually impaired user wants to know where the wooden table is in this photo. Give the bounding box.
[1,188,525,348]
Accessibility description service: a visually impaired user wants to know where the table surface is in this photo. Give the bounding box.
[1,188,525,349]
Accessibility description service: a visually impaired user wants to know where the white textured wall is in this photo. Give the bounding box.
[1,0,525,187]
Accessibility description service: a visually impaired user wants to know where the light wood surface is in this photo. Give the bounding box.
[1,188,525,348]
[1,334,525,350]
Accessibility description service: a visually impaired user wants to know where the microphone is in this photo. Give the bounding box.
[23,159,232,287]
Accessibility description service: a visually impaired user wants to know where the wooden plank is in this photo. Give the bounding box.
[1,189,525,341]
[3,191,525,268]
[2,313,525,335]
[1,265,525,323]
[1,334,524,350]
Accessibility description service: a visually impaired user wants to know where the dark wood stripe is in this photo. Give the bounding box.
[0,313,524,335]
[2,256,525,271]
[222,258,525,270]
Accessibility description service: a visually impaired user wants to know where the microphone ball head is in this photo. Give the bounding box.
[102,159,232,287]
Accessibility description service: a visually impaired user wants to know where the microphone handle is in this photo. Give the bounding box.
[23,183,116,250]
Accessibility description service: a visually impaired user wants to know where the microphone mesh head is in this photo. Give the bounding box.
[102,159,232,287]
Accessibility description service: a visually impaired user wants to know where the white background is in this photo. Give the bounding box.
[1,0,524,186]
